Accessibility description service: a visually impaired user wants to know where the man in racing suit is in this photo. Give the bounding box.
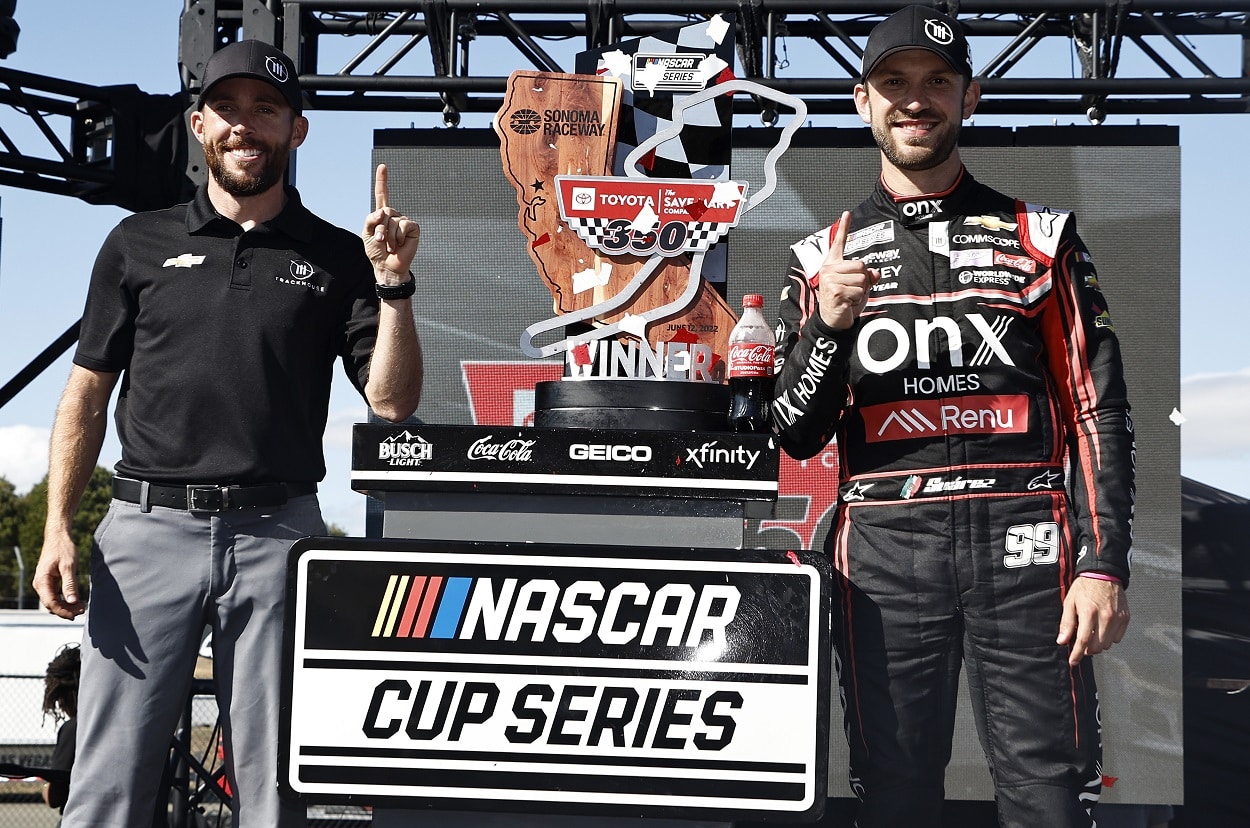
[771,6,1135,827]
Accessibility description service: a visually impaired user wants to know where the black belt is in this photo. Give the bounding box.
[112,477,316,513]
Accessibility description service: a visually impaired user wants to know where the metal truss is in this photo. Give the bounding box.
[1,0,1249,204]
[265,0,1250,125]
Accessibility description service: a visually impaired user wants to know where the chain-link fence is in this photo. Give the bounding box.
[0,675,370,827]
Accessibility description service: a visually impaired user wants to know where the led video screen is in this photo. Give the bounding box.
[372,125,1182,806]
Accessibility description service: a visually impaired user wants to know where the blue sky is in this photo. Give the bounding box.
[0,2,1247,535]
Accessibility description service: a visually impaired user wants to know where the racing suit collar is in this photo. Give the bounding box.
[873,165,976,227]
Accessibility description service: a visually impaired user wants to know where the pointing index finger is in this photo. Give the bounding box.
[374,163,390,211]
[828,211,850,262]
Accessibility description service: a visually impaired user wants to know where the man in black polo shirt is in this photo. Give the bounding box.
[32,39,423,827]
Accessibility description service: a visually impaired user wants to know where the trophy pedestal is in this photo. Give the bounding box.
[534,379,729,431]
[336,423,803,826]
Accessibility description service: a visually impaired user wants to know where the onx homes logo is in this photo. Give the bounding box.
[283,542,829,820]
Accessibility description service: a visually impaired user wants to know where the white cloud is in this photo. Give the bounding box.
[1180,367,1250,458]
[1180,367,1250,499]
[0,424,51,493]
[323,405,365,449]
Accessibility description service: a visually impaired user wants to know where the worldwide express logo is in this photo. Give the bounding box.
[371,572,742,651]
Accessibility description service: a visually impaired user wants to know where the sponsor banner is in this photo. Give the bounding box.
[555,176,747,257]
[280,539,831,820]
[352,424,779,507]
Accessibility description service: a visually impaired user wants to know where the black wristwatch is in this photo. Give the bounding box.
[374,278,415,300]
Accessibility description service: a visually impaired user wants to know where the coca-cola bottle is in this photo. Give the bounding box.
[726,293,776,433]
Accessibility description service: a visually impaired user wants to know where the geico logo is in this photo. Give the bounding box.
[362,678,742,750]
[569,443,652,461]
[857,313,1014,373]
[459,578,742,648]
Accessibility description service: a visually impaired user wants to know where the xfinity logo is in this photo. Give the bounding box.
[683,441,760,470]
[570,444,653,462]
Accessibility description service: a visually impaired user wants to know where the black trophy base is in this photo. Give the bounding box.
[534,379,730,431]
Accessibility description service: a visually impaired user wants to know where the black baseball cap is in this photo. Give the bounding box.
[861,5,972,81]
[197,39,303,113]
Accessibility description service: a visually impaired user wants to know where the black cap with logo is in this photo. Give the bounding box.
[196,39,303,113]
[860,5,972,81]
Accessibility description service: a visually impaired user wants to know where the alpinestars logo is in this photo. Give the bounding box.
[378,431,433,466]
[843,481,874,502]
[1028,470,1062,490]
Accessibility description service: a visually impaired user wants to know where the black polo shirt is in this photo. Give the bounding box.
[75,184,380,485]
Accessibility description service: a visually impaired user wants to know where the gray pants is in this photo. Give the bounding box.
[63,495,323,828]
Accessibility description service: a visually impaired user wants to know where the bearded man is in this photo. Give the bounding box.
[34,39,424,827]
[771,7,1135,826]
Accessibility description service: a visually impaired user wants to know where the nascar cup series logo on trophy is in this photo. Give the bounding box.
[493,15,806,400]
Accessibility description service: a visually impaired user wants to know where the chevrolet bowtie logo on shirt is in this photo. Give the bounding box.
[163,254,207,268]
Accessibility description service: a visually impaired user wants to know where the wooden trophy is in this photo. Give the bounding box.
[495,71,738,391]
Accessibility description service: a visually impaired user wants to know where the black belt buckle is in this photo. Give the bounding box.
[187,484,230,513]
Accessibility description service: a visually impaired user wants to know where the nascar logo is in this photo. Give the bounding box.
[372,573,741,647]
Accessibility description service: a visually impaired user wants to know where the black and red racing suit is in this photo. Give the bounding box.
[772,168,1135,827]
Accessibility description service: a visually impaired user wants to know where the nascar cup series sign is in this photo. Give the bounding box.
[280,538,830,821]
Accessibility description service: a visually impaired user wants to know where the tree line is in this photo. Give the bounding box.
[0,466,113,610]
[0,470,345,609]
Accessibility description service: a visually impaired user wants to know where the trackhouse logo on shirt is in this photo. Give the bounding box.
[274,259,328,293]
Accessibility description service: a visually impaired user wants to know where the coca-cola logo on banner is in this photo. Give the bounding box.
[466,435,537,462]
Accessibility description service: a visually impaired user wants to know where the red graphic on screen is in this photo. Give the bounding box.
[461,361,562,427]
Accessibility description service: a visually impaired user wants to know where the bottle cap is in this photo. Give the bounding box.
[742,294,764,308]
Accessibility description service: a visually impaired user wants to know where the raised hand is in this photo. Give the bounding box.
[817,211,878,331]
[362,163,421,283]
